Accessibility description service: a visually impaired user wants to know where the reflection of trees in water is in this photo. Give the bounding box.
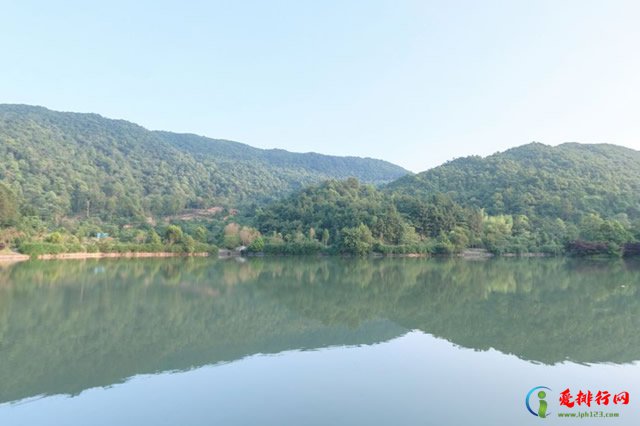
[247,258,639,366]
[0,257,638,404]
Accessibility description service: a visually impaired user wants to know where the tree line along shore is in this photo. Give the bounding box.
[2,178,639,260]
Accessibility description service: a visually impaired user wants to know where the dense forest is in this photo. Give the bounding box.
[1,104,639,257]
[0,104,407,221]
[388,142,640,221]
[252,144,640,256]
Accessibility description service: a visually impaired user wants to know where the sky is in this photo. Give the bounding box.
[1,0,639,172]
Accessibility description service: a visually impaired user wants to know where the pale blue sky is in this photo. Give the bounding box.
[2,0,639,171]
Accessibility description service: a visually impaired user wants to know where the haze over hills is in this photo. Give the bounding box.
[0,104,409,221]
[387,142,640,222]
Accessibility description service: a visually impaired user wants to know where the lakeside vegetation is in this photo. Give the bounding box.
[251,177,640,257]
[1,105,640,257]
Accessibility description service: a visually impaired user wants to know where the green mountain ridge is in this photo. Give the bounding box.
[0,104,409,221]
[387,142,640,221]
[252,142,640,256]
[2,104,640,255]
[156,130,397,174]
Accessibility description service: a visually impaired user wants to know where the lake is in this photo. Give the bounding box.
[0,257,639,425]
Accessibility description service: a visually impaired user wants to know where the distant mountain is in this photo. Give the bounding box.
[387,142,640,221]
[0,104,408,220]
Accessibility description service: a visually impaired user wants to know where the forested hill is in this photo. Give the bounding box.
[250,143,640,256]
[387,142,640,222]
[0,104,408,220]
[156,131,403,180]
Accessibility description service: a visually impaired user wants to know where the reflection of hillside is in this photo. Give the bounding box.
[0,259,405,405]
[0,257,639,405]
[258,258,640,365]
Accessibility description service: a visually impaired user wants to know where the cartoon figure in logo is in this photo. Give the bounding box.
[537,390,548,418]
[526,386,551,418]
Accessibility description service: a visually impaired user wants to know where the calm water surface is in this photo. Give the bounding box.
[0,257,639,425]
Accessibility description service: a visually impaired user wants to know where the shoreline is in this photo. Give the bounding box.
[0,250,625,263]
[0,250,496,263]
[0,252,210,263]
[0,253,30,263]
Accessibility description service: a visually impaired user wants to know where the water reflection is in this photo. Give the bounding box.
[0,257,639,404]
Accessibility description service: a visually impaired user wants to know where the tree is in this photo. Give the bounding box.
[148,230,162,245]
[448,226,470,252]
[321,229,330,246]
[0,183,18,225]
[46,232,63,244]
[239,226,260,246]
[134,230,147,244]
[194,226,208,243]
[164,225,183,244]
[579,214,605,241]
[482,215,513,254]
[248,236,265,252]
[339,224,373,255]
[182,235,196,253]
[599,220,632,245]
